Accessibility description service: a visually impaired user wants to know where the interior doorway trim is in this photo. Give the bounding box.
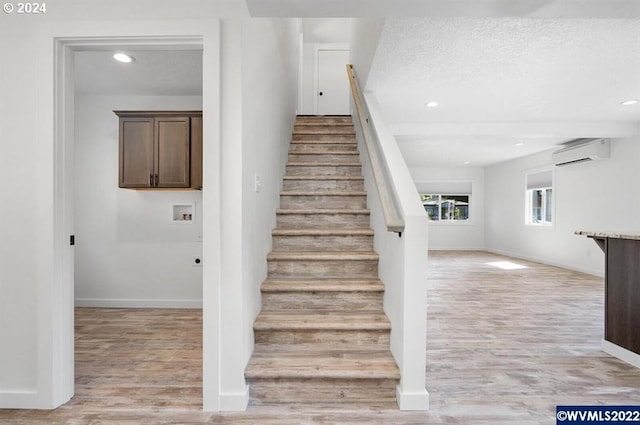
[44,23,221,411]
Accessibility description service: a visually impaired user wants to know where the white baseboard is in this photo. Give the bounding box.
[218,386,250,411]
[602,340,640,369]
[0,390,39,409]
[396,386,430,411]
[75,298,203,309]
[484,248,604,278]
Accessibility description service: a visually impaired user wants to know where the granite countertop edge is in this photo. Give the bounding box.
[575,230,640,240]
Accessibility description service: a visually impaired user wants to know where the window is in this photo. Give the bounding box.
[416,181,472,223]
[525,169,553,225]
[421,194,470,221]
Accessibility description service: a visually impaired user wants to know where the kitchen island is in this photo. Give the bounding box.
[576,230,640,368]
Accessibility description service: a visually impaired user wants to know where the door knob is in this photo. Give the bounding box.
[319,91,323,96]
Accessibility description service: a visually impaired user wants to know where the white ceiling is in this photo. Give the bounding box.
[302,18,352,43]
[367,18,640,167]
[74,50,203,96]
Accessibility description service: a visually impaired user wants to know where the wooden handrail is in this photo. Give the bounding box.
[346,64,405,235]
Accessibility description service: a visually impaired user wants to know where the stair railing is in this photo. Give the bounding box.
[347,64,405,235]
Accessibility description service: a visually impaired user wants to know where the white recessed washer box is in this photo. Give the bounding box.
[172,203,195,224]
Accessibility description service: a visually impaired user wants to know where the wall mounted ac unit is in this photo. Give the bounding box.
[552,138,610,167]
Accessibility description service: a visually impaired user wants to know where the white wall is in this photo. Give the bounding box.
[241,18,299,365]
[74,95,203,308]
[410,167,485,250]
[0,3,233,410]
[350,18,385,88]
[216,17,300,409]
[485,136,640,276]
[300,42,316,114]
[0,17,43,401]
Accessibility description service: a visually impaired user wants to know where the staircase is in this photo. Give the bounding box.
[245,116,400,404]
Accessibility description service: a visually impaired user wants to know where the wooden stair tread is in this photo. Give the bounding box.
[294,121,353,125]
[294,123,354,126]
[277,208,369,215]
[291,139,358,145]
[267,251,378,261]
[245,350,399,380]
[283,176,364,181]
[281,191,367,196]
[287,162,361,167]
[296,114,351,116]
[293,124,354,128]
[262,278,384,292]
[295,117,352,121]
[254,311,391,331]
[293,129,356,134]
[289,150,359,155]
[272,228,373,236]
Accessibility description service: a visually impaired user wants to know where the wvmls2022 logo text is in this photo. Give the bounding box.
[557,406,640,424]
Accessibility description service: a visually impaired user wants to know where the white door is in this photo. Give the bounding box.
[316,49,351,115]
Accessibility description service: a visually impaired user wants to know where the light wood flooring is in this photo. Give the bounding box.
[2,251,640,424]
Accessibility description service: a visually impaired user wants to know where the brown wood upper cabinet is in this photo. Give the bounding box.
[115,111,203,189]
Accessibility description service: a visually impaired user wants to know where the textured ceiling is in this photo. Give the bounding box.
[75,50,203,96]
[366,18,640,166]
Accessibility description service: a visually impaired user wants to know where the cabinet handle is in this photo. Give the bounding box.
[149,173,153,187]
[155,174,159,186]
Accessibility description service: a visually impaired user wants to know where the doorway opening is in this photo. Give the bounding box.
[52,35,214,409]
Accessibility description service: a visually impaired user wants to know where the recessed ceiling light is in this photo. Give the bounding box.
[463,161,470,165]
[425,101,439,108]
[113,53,135,63]
[515,142,525,146]
[621,99,638,106]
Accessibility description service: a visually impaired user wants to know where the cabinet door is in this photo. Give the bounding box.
[155,117,190,188]
[120,118,154,188]
[190,116,203,189]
